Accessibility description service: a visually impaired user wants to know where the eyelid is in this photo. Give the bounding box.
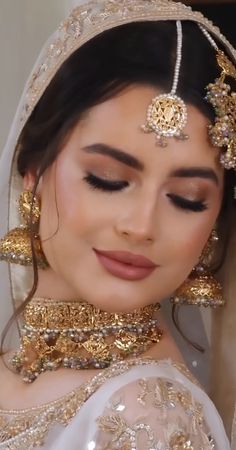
[167,180,210,196]
[167,192,205,202]
[167,193,208,212]
[93,168,121,179]
[84,172,129,192]
[174,194,202,202]
[86,170,128,183]
[82,156,133,181]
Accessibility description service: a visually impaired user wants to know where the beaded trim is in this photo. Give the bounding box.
[141,20,188,146]
[0,358,199,450]
[9,299,162,382]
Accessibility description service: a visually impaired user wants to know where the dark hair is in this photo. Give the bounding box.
[17,20,227,177]
[2,20,235,351]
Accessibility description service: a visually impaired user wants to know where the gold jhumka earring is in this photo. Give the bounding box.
[170,229,225,309]
[0,190,48,268]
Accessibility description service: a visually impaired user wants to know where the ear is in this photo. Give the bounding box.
[23,171,41,193]
[23,172,36,191]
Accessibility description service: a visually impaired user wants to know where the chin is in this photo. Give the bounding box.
[84,295,152,313]
[69,274,161,312]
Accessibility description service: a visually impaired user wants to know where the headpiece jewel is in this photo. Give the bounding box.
[20,0,236,128]
[200,26,236,171]
[141,17,236,172]
[17,1,236,171]
[141,20,188,147]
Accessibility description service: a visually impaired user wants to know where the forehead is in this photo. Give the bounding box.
[75,84,223,177]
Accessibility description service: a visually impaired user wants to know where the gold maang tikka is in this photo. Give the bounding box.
[142,21,188,147]
[141,19,236,172]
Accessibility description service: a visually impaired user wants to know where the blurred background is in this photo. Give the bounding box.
[0,0,235,153]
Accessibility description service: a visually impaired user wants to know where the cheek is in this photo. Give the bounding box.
[39,162,111,245]
[180,226,209,262]
[165,188,222,257]
[164,212,219,275]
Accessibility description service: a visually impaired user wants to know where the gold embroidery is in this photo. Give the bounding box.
[97,414,156,449]
[169,431,193,449]
[0,358,213,449]
[19,0,235,126]
[96,411,214,450]
[96,371,215,449]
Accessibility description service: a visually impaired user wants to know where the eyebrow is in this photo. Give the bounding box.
[170,167,219,185]
[82,144,219,185]
[82,144,144,171]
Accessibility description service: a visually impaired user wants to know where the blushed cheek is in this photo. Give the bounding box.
[40,175,101,246]
[40,160,83,236]
[188,224,218,267]
[165,208,220,276]
[39,180,59,241]
[183,233,207,268]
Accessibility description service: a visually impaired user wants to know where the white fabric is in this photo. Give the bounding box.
[37,361,230,449]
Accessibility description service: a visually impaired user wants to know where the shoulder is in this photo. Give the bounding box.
[90,359,229,450]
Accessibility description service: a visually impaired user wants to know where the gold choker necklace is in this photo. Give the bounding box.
[10,298,163,382]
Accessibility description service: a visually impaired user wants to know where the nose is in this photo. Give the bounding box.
[115,193,157,244]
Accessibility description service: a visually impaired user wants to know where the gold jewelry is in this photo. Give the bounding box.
[170,229,225,308]
[21,1,235,125]
[199,26,236,171]
[0,191,48,268]
[17,1,235,175]
[141,21,188,147]
[10,298,163,382]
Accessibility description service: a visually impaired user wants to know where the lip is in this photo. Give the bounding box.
[93,248,158,281]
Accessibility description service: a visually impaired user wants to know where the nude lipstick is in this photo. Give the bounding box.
[94,249,157,281]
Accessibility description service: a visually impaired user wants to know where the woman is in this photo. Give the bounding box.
[0,0,235,448]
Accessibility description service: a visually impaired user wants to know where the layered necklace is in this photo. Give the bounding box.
[10,298,163,382]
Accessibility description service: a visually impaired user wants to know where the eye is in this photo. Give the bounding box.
[83,173,129,192]
[167,193,208,212]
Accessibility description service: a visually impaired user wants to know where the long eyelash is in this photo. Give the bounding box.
[84,175,208,210]
[84,173,129,192]
[167,194,208,212]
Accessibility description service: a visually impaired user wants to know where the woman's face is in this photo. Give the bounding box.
[31,85,224,312]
